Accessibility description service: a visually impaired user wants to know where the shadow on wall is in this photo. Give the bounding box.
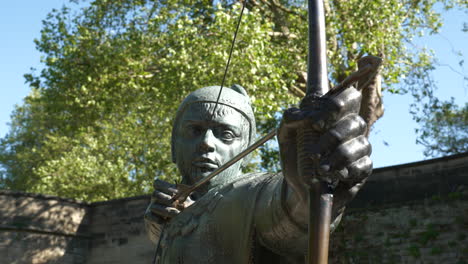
[0,191,154,264]
[0,191,91,264]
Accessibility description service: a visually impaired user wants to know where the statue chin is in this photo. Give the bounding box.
[188,167,213,183]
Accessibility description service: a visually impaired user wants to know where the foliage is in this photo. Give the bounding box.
[414,98,468,157]
[0,0,466,201]
[406,3,468,157]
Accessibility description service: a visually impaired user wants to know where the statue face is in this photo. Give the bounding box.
[173,102,249,186]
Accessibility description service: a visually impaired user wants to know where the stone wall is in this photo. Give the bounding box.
[0,192,90,264]
[330,152,468,264]
[1,153,467,263]
[0,192,153,264]
[331,198,468,264]
[85,196,153,264]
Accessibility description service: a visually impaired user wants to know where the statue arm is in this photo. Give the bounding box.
[253,173,349,257]
[254,87,372,256]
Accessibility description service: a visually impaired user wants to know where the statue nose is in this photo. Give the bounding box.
[199,129,216,152]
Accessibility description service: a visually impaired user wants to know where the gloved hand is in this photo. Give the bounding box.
[144,179,194,243]
[278,87,372,206]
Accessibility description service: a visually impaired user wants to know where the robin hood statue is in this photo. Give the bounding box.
[144,0,379,263]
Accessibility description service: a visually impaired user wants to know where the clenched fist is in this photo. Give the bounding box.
[278,87,372,208]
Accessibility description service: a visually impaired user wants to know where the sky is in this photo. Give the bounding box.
[0,1,467,169]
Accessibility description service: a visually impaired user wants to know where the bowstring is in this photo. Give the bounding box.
[210,0,248,120]
[153,3,248,263]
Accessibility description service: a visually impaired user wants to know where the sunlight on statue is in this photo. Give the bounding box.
[144,84,372,263]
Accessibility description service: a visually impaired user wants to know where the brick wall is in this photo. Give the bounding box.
[1,153,467,263]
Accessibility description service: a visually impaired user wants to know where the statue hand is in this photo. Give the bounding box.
[144,179,194,243]
[278,87,372,202]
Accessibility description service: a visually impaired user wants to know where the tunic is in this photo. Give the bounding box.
[153,172,309,264]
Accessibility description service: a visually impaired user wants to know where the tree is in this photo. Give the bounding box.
[410,93,468,159]
[415,100,468,157]
[408,7,468,157]
[1,0,465,201]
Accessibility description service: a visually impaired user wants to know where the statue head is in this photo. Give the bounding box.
[171,85,256,187]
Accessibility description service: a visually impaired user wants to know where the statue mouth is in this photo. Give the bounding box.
[192,158,218,171]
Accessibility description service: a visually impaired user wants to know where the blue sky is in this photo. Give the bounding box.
[0,1,466,169]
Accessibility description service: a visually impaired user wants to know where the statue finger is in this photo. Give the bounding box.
[281,107,305,129]
[151,190,173,206]
[316,166,348,185]
[326,86,362,116]
[345,156,373,182]
[153,179,178,195]
[150,203,180,219]
[312,87,362,127]
[182,197,195,209]
[283,104,335,132]
[300,90,362,131]
[333,178,367,210]
[334,167,349,181]
[319,114,367,154]
[328,135,372,170]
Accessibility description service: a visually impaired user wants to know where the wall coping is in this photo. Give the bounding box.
[0,190,88,206]
[373,152,468,172]
[349,152,468,208]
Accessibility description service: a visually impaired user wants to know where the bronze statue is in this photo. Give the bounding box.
[144,84,372,263]
[144,0,377,263]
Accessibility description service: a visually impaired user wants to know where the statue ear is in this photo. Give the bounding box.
[230,84,248,97]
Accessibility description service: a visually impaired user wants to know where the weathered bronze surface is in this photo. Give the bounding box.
[144,82,373,263]
[144,0,376,263]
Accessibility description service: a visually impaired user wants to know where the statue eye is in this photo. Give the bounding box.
[220,130,235,141]
[187,125,203,137]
